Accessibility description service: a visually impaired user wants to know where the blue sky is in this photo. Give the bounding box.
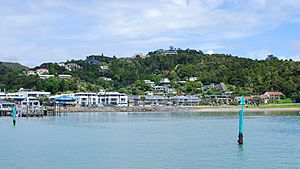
[0,0,300,66]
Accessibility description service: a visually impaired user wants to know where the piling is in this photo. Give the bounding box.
[12,106,17,126]
[237,95,245,145]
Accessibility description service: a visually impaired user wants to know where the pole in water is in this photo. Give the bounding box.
[12,105,17,126]
[238,95,245,145]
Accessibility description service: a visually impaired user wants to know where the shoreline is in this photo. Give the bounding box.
[63,106,300,113]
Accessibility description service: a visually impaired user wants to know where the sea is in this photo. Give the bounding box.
[1,111,299,169]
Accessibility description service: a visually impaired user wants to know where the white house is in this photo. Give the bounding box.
[26,70,36,76]
[262,91,285,103]
[36,68,49,75]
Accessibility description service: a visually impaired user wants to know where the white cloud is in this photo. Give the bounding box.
[206,50,214,55]
[247,49,273,60]
[0,0,300,66]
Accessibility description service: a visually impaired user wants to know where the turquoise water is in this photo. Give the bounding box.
[1,111,300,169]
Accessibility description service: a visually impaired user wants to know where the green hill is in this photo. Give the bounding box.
[0,61,28,74]
[0,49,299,101]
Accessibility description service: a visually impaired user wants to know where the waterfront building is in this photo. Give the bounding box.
[128,95,143,106]
[169,96,200,105]
[74,92,98,107]
[0,100,14,112]
[144,96,167,105]
[203,94,232,105]
[262,91,285,103]
[98,92,128,106]
[50,94,76,106]
[5,89,50,101]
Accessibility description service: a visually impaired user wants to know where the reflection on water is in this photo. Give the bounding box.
[0,111,299,169]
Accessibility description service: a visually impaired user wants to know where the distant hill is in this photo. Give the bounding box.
[0,61,28,74]
[0,49,299,101]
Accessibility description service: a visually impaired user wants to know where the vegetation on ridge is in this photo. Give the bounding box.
[0,49,299,102]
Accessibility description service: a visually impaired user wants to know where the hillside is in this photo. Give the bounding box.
[0,61,28,74]
[0,49,299,101]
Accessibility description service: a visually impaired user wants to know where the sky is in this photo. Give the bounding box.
[0,0,300,67]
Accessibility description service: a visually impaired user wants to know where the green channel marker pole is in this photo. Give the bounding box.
[237,95,245,145]
[12,105,16,126]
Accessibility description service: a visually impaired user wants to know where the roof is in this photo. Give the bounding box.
[265,92,284,96]
[0,100,14,105]
[55,95,76,101]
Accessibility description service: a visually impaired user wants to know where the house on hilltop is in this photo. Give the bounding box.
[36,68,49,75]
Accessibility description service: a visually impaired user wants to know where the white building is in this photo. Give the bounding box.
[58,74,72,79]
[144,96,167,105]
[169,96,200,105]
[160,78,170,84]
[59,91,128,107]
[189,77,198,82]
[26,70,36,76]
[102,77,112,81]
[144,80,155,88]
[39,75,55,79]
[100,66,109,71]
[5,89,50,100]
[74,92,98,107]
[178,80,186,84]
[98,92,128,106]
[0,92,6,99]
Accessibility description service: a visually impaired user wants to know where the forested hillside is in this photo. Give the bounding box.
[0,49,299,100]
